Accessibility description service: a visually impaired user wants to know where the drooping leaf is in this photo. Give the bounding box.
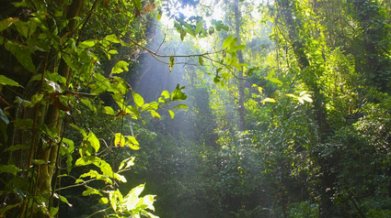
[0,17,19,32]
[133,92,145,107]
[82,187,102,196]
[114,133,126,147]
[171,84,187,101]
[0,164,21,175]
[0,75,21,87]
[198,56,204,66]
[54,193,72,207]
[119,157,135,170]
[169,56,174,72]
[5,144,29,152]
[161,90,170,99]
[126,136,140,150]
[111,60,129,74]
[168,110,175,119]
[4,40,35,73]
[86,131,100,153]
[150,110,161,119]
[124,184,145,211]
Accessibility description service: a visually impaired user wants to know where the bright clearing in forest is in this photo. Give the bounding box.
[0,0,390,218]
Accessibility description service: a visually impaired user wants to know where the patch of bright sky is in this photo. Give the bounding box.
[159,0,272,50]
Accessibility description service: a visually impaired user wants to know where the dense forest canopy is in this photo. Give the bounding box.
[0,0,390,217]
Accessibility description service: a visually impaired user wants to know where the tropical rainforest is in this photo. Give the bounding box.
[0,0,390,217]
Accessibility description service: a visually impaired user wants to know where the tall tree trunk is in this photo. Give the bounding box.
[275,1,335,217]
[233,0,246,131]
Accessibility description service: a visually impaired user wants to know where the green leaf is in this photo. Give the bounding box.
[150,110,161,119]
[133,92,145,107]
[109,190,123,212]
[222,35,236,49]
[4,40,35,73]
[124,184,145,211]
[126,136,140,150]
[75,157,114,177]
[114,133,126,147]
[54,193,72,207]
[119,157,135,170]
[103,106,115,115]
[169,56,174,72]
[171,84,187,101]
[168,110,175,119]
[80,98,97,112]
[173,104,188,110]
[82,187,102,196]
[86,131,100,153]
[261,98,276,104]
[198,56,204,66]
[0,75,21,87]
[114,173,127,183]
[80,39,96,48]
[5,144,29,152]
[0,17,19,32]
[49,207,59,217]
[99,197,109,204]
[104,34,121,43]
[161,90,170,99]
[0,164,21,175]
[111,60,129,74]
[140,195,156,211]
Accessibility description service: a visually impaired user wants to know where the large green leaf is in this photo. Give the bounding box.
[0,75,21,87]
[0,17,19,32]
[0,164,21,175]
[86,131,100,153]
[4,40,35,73]
[133,92,145,107]
[111,60,129,74]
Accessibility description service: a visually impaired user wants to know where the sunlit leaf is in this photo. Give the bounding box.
[104,34,121,43]
[111,60,129,74]
[168,110,175,119]
[114,133,126,147]
[86,131,100,153]
[124,184,145,211]
[0,17,19,32]
[171,84,187,100]
[150,110,161,119]
[0,75,21,87]
[119,157,135,170]
[161,90,170,99]
[82,187,102,196]
[261,98,276,104]
[99,197,109,204]
[54,193,72,207]
[126,136,140,150]
[80,39,96,48]
[104,106,115,115]
[133,92,145,107]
